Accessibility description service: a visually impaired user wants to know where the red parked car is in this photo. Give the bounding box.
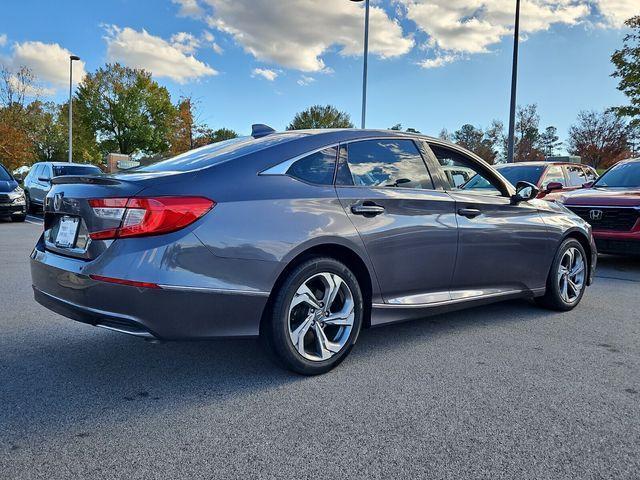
[561,158,640,256]
[462,161,598,200]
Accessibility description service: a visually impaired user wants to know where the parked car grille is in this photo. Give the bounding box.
[0,194,10,204]
[568,206,640,232]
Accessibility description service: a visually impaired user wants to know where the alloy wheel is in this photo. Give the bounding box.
[287,272,355,362]
[557,246,585,303]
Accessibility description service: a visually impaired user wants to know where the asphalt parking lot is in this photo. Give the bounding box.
[1,219,639,479]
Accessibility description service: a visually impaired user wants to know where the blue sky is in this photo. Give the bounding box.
[0,0,636,150]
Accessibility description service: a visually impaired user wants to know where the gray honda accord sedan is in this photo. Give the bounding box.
[31,126,596,374]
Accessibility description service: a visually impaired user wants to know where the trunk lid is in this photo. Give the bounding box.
[43,175,147,260]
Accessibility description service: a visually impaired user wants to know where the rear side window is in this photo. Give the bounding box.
[336,139,433,189]
[583,166,597,182]
[286,147,337,185]
[53,165,102,176]
[566,165,587,186]
[542,165,565,188]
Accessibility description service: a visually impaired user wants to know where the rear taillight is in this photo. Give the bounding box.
[88,196,214,240]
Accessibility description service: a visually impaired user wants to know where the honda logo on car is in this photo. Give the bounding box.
[589,209,603,221]
[53,192,63,212]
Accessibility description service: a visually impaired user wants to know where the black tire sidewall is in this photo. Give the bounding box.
[268,257,364,375]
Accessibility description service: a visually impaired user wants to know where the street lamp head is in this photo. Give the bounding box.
[70,55,80,61]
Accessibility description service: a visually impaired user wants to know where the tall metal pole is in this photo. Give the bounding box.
[361,0,370,129]
[506,0,520,163]
[68,57,73,163]
[68,55,80,162]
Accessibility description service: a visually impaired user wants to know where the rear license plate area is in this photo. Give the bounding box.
[53,216,80,248]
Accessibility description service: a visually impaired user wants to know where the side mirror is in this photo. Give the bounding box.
[581,181,594,188]
[545,181,563,193]
[37,176,50,183]
[512,181,539,203]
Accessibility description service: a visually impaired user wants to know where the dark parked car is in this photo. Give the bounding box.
[0,162,27,222]
[462,161,598,200]
[23,162,102,213]
[30,127,596,374]
[562,158,640,256]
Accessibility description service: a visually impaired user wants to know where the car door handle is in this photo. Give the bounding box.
[457,208,481,218]
[351,203,385,216]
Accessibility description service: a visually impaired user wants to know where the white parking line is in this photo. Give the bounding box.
[26,215,43,225]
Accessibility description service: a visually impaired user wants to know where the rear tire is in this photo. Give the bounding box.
[12,214,26,222]
[535,238,587,311]
[261,257,364,375]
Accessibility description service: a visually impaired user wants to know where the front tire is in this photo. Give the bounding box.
[535,238,587,311]
[12,214,26,222]
[262,257,364,375]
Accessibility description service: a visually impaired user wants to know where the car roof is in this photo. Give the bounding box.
[36,162,101,167]
[495,161,590,168]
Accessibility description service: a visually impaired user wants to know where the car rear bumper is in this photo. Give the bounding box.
[30,246,270,340]
[0,203,26,216]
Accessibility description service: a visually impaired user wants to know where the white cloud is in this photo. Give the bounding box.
[202,30,224,54]
[172,0,204,18]
[8,41,86,88]
[400,0,592,57]
[170,32,201,54]
[297,75,315,86]
[0,34,7,47]
[593,0,639,28]
[103,25,217,83]
[252,67,278,81]
[198,0,413,72]
[419,53,459,69]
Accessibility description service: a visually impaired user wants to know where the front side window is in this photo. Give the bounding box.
[286,147,337,185]
[541,166,565,188]
[430,145,502,195]
[336,139,433,189]
[566,165,587,186]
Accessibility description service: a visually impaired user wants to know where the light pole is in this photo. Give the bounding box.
[506,0,520,163]
[68,55,80,163]
[351,0,369,129]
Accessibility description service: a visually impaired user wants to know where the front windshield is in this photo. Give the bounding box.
[594,161,640,187]
[462,164,544,190]
[0,165,12,181]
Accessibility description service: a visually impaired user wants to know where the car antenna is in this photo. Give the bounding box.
[251,124,275,138]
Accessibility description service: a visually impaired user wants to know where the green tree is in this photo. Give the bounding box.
[567,110,630,169]
[27,101,66,162]
[287,105,353,130]
[539,126,562,158]
[452,124,498,164]
[76,63,177,156]
[511,104,545,162]
[611,15,640,128]
[58,100,102,163]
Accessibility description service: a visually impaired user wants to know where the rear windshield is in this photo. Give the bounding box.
[0,165,11,181]
[53,165,102,176]
[594,161,640,187]
[134,134,305,173]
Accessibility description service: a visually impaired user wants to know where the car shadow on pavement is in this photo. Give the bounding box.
[1,297,556,442]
